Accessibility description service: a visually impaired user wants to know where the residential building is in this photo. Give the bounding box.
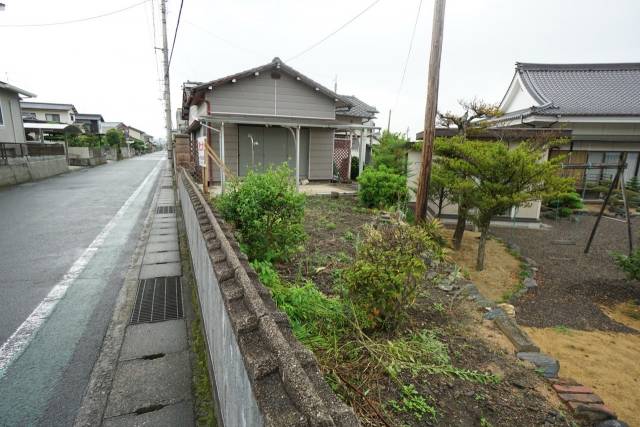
[181,57,377,184]
[75,113,104,134]
[0,81,35,144]
[21,101,80,143]
[492,62,640,185]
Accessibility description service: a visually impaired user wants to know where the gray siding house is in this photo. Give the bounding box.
[181,57,377,186]
[0,81,35,144]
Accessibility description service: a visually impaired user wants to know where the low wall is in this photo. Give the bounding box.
[178,168,358,427]
[67,146,106,166]
[0,156,68,187]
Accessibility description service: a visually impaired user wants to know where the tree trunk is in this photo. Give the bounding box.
[452,205,466,250]
[476,225,489,271]
[437,188,444,217]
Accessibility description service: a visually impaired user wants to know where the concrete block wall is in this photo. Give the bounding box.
[178,169,359,427]
[0,156,68,187]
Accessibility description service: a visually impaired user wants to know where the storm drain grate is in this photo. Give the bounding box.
[161,185,173,189]
[130,276,184,324]
[156,205,175,214]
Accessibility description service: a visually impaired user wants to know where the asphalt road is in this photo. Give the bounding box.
[0,153,165,426]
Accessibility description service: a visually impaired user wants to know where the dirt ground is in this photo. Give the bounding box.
[275,197,576,426]
[491,215,640,332]
[443,229,522,302]
[524,326,640,426]
[491,215,640,426]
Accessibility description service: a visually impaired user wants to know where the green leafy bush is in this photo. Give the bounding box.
[544,191,584,217]
[612,249,640,281]
[372,131,409,175]
[216,164,306,261]
[68,134,100,147]
[343,223,444,329]
[357,165,408,209]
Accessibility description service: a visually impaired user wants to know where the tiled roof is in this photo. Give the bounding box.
[516,62,640,116]
[21,101,77,113]
[0,81,36,97]
[335,95,378,119]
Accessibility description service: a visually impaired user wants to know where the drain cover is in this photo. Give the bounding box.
[156,206,175,214]
[130,276,184,324]
[161,185,172,189]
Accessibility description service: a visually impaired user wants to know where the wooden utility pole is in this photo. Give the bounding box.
[415,0,446,221]
[160,0,173,162]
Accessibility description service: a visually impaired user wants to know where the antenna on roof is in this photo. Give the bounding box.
[333,75,338,93]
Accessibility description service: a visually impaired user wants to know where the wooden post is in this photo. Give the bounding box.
[415,0,446,222]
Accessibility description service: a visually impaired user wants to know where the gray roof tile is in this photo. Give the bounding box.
[516,62,640,116]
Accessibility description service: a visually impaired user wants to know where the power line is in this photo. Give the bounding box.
[393,0,424,109]
[287,0,381,62]
[168,0,184,68]
[0,0,151,27]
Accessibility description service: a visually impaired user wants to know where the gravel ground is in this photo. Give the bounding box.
[492,215,640,332]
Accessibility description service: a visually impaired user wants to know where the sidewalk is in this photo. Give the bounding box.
[76,163,196,426]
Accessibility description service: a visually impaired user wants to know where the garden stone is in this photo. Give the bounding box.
[498,303,516,317]
[523,277,538,289]
[426,271,438,281]
[516,352,559,378]
[438,283,455,292]
[483,308,506,320]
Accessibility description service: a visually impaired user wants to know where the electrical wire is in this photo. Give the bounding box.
[0,0,151,27]
[393,0,423,109]
[168,0,184,68]
[286,0,381,62]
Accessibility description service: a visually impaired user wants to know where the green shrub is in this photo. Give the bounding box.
[372,130,409,175]
[545,191,584,210]
[343,223,444,330]
[68,134,100,147]
[612,249,640,281]
[357,165,408,209]
[216,164,306,261]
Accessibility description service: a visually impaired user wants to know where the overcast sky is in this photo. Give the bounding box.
[1,0,639,141]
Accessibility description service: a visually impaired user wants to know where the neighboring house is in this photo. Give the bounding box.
[75,113,104,134]
[0,81,35,144]
[181,57,378,184]
[21,101,79,143]
[492,62,640,186]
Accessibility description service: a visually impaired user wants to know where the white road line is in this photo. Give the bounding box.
[0,161,163,379]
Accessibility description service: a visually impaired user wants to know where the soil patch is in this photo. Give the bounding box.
[601,300,640,332]
[492,216,640,332]
[271,197,576,426]
[444,229,522,302]
[524,326,640,426]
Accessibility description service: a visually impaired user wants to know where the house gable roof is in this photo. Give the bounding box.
[336,95,378,119]
[192,57,353,107]
[0,81,36,98]
[76,113,104,122]
[21,101,78,114]
[510,62,640,117]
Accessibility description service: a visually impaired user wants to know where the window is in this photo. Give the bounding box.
[45,113,61,122]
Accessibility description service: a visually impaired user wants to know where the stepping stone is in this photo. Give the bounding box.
[552,384,594,394]
[568,402,617,423]
[517,352,560,378]
[559,393,603,404]
[495,316,539,353]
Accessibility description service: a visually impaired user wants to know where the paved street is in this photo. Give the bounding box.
[0,153,165,426]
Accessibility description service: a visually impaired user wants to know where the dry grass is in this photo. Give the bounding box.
[443,229,522,302]
[524,326,640,427]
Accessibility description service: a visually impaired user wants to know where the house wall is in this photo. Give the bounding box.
[500,75,540,112]
[208,72,335,119]
[208,123,239,181]
[22,108,74,124]
[308,128,333,180]
[0,88,25,144]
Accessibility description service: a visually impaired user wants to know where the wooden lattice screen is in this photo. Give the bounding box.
[333,137,352,183]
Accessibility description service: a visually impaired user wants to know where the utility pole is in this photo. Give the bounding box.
[160,0,173,161]
[387,109,391,132]
[415,0,446,222]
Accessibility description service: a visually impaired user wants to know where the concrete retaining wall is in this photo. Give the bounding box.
[0,156,69,187]
[67,146,106,166]
[178,169,359,427]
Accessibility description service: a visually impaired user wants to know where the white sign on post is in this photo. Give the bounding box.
[197,136,206,166]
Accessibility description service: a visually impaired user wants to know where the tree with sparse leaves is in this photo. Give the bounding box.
[437,98,502,138]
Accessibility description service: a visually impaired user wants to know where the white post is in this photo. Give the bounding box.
[359,128,367,177]
[295,126,300,191]
[220,122,225,193]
